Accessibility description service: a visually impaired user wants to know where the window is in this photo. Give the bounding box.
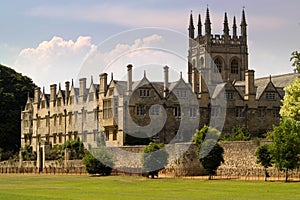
[88,93,94,101]
[258,107,266,118]
[174,106,181,117]
[225,92,233,100]
[41,101,46,108]
[231,59,239,74]
[105,130,109,141]
[53,134,57,144]
[214,58,222,73]
[189,107,197,118]
[175,90,187,98]
[211,107,219,117]
[108,89,114,96]
[45,134,49,143]
[114,99,118,117]
[57,97,62,107]
[199,57,204,68]
[113,130,117,141]
[58,133,63,143]
[137,105,145,116]
[69,96,74,105]
[68,113,72,125]
[82,132,87,142]
[139,89,150,97]
[74,112,78,124]
[54,115,57,126]
[273,107,280,118]
[236,107,245,118]
[150,105,160,115]
[59,114,62,125]
[103,100,112,119]
[266,92,275,100]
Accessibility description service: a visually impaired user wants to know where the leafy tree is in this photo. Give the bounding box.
[256,144,272,181]
[82,148,114,176]
[280,78,300,121]
[269,118,300,182]
[290,51,300,73]
[193,126,224,180]
[142,142,168,178]
[0,65,35,153]
[20,144,37,161]
[63,138,85,160]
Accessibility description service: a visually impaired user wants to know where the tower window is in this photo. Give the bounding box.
[136,105,145,116]
[231,59,239,74]
[214,58,222,73]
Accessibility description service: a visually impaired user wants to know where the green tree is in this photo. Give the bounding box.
[280,78,300,121]
[290,51,300,73]
[256,144,272,181]
[63,138,85,160]
[20,144,37,161]
[269,118,300,182]
[82,148,114,176]
[142,142,168,178]
[0,65,35,153]
[193,126,224,180]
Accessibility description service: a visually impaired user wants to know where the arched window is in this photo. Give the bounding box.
[214,58,222,73]
[199,57,204,68]
[231,59,239,74]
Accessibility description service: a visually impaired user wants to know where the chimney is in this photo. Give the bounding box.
[244,70,255,101]
[34,87,41,104]
[50,84,57,106]
[65,81,70,104]
[99,73,108,95]
[163,65,169,98]
[127,64,133,94]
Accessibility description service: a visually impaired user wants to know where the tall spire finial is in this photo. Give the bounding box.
[233,16,237,38]
[59,83,61,90]
[188,10,195,38]
[205,7,211,35]
[71,79,74,86]
[43,86,45,94]
[91,75,93,84]
[198,13,202,36]
[144,70,146,78]
[240,8,247,41]
[111,72,113,81]
[223,12,229,35]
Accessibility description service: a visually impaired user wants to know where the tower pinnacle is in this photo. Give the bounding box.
[223,12,229,35]
[233,16,237,38]
[198,13,202,36]
[188,11,195,38]
[205,8,211,35]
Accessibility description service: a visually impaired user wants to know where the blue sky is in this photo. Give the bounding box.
[0,0,299,87]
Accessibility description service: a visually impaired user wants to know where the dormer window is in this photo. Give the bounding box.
[139,89,150,97]
[266,92,275,100]
[176,90,187,98]
[225,92,233,100]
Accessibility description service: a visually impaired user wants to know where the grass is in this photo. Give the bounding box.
[0,174,299,200]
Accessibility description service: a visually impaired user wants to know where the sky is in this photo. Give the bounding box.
[0,0,299,88]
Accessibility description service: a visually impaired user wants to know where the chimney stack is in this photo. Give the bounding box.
[65,81,70,104]
[99,73,108,95]
[79,78,87,103]
[34,87,41,104]
[163,65,169,98]
[50,84,57,106]
[127,64,133,94]
[244,70,255,101]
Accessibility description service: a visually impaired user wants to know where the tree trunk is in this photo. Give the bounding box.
[208,174,212,180]
[264,168,267,182]
[285,169,288,182]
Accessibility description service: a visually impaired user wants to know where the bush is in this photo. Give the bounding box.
[20,145,36,161]
[142,142,168,178]
[82,148,114,176]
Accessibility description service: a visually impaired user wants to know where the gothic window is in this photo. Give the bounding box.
[150,105,160,116]
[54,115,57,126]
[231,59,239,74]
[258,107,266,118]
[266,92,275,100]
[189,107,197,118]
[103,100,112,119]
[136,105,145,116]
[59,114,62,125]
[199,57,204,68]
[53,133,57,144]
[235,107,245,118]
[225,92,233,100]
[174,106,181,117]
[58,133,63,143]
[68,112,72,125]
[139,89,150,97]
[214,58,222,73]
[113,130,117,141]
[105,130,109,141]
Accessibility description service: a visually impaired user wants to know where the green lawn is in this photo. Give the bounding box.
[0,174,299,200]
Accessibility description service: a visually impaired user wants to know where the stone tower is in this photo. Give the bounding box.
[188,8,248,93]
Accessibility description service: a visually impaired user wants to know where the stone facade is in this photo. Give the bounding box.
[21,8,300,170]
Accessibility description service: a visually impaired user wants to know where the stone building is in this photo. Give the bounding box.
[21,8,299,162]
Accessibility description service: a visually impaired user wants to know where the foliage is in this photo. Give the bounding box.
[142,142,168,178]
[221,126,251,141]
[45,144,64,161]
[82,148,114,176]
[280,78,300,121]
[124,133,151,145]
[269,118,300,182]
[193,126,224,180]
[290,51,300,73]
[256,144,272,181]
[0,65,36,153]
[63,138,85,160]
[20,145,36,161]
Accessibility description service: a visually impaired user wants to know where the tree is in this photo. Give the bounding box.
[20,144,37,161]
[63,138,85,160]
[290,51,300,73]
[280,78,300,121]
[269,118,300,182]
[256,144,272,181]
[82,148,114,176]
[193,126,224,180]
[142,142,168,178]
[0,65,35,153]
